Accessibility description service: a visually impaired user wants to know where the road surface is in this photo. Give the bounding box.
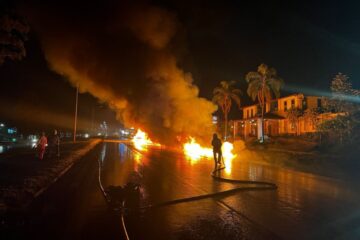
[5,141,360,240]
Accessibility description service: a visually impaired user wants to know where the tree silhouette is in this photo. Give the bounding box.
[212,81,241,139]
[246,64,283,142]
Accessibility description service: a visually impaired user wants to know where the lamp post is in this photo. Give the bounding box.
[73,85,79,143]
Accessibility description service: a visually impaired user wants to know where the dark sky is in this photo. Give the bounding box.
[1,0,359,132]
[170,0,360,95]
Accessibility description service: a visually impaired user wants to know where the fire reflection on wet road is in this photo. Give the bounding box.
[99,142,360,240]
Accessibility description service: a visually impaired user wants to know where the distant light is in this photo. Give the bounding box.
[12,138,16,142]
[84,133,90,138]
[0,123,4,127]
[97,133,102,136]
[212,116,218,124]
[32,138,38,143]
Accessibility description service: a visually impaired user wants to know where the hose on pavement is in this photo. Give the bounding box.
[143,166,277,209]
[97,156,130,240]
[98,143,278,240]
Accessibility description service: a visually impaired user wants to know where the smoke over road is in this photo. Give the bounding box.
[23,0,216,144]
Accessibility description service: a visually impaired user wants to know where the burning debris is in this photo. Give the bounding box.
[132,129,160,151]
[183,136,236,173]
[131,129,235,171]
[183,137,213,161]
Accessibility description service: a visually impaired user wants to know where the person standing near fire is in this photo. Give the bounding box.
[211,133,222,170]
[37,132,48,160]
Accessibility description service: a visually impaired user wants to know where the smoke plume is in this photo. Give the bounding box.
[23,0,216,144]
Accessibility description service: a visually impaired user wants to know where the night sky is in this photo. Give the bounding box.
[0,0,359,133]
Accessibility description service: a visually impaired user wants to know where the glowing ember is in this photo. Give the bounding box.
[132,129,159,151]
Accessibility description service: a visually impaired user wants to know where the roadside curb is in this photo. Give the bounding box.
[0,139,101,212]
[30,139,101,203]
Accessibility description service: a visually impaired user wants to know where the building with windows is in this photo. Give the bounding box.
[233,93,335,139]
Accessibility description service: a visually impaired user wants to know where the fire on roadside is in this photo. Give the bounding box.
[132,129,160,151]
[183,137,236,173]
[183,137,213,161]
[131,130,236,173]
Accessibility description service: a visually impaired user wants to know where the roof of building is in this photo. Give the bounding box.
[241,93,315,110]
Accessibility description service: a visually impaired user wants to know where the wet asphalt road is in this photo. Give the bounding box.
[8,141,360,240]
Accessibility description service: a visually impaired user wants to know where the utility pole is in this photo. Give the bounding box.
[73,85,79,143]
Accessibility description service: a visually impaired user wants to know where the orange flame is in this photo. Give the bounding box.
[222,141,235,174]
[183,137,236,171]
[132,129,160,151]
[183,137,213,162]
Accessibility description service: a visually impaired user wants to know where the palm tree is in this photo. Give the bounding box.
[213,81,241,140]
[245,64,283,142]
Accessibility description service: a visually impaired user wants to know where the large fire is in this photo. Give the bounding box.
[132,129,236,173]
[132,129,160,151]
[183,137,236,173]
[183,137,213,160]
